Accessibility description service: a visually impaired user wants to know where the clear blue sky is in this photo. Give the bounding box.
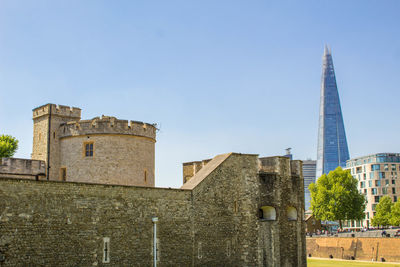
[1,1,399,188]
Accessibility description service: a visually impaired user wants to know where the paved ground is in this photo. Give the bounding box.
[308,258,400,267]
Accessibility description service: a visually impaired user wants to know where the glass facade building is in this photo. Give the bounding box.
[303,160,316,210]
[316,46,350,178]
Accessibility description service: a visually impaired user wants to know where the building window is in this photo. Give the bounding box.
[370,172,374,179]
[392,188,396,194]
[371,164,380,171]
[144,169,148,183]
[392,180,396,185]
[371,188,377,195]
[287,206,297,221]
[382,187,388,195]
[103,237,110,263]
[385,180,389,185]
[374,196,380,203]
[375,180,380,187]
[60,168,67,181]
[84,142,94,157]
[384,164,389,171]
[379,172,385,179]
[260,206,276,220]
[392,164,397,171]
[394,196,398,202]
[197,242,202,259]
[368,180,372,187]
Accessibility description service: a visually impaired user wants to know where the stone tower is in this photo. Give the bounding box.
[31,104,82,180]
[32,103,156,186]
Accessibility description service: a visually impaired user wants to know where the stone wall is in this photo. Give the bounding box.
[0,158,45,180]
[0,153,306,266]
[0,178,192,267]
[182,159,211,184]
[307,237,400,262]
[59,134,155,186]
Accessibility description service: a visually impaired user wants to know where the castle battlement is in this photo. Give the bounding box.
[58,115,157,140]
[33,104,81,119]
[0,158,45,176]
[258,156,302,176]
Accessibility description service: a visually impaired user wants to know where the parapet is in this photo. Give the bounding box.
[0,158,46,177]
[258,156,302,177]
[33,104,81,120]
[59,115,157,141]
[182,158,212,184]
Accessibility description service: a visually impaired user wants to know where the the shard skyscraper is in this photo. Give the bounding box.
[316,46,350,179]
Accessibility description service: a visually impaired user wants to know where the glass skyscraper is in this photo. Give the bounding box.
[303,160,316,210]
[316,46,350,179]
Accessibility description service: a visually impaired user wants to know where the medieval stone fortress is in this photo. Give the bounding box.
[0,103,306,266]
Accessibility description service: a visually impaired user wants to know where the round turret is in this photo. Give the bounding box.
[58,115,156,186]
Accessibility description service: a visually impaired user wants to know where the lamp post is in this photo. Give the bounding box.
[152,217,158,267]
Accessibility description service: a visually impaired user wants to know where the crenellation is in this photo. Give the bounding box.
[59,116,156,140]
[33,103,81,119]
[0,158,45,177]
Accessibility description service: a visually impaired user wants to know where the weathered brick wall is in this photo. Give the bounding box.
[258,157,306,267]
[59,134,155,186]
[0,153,306,266]
[307,237,400,262]
[192,154,260,266]
[0,178,192,266]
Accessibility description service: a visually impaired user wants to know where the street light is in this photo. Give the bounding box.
[152,217,158,267]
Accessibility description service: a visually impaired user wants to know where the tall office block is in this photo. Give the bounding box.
[316,46,350,178]
[303,160,316,210]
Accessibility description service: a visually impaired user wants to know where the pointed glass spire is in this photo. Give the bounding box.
[316,46,350,178]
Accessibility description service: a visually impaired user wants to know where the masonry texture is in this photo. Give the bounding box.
[0,153,306,267]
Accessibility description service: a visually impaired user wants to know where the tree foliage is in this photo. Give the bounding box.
[371,196,393,227]
[390,201,400,226]
[309,166,365,229]
[0,134,19,158]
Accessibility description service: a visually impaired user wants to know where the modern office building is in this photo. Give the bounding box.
[303,160,317,210]
[316,46,350,179]
[282,149,316,210]
[344,153,400,229]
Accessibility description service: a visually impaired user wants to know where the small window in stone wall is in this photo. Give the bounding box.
[84,142,94,157]
[103,237,110,263]
[197,242,203,259]
[287,206,297,221]
[226,240,231,257]
[260,206,276,220]
[144,169,148,183]
[60,168,67,181]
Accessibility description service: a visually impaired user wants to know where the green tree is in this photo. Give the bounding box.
[390,201,400,226]
[0,134,19,158]
[309,166,365,229]
[371,196,393,227]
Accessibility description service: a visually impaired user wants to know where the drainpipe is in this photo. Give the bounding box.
[46,104,52,180]
[152,217,158,267]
